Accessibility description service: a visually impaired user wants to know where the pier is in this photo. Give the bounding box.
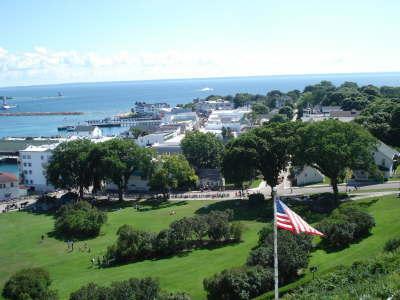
[0,112,83,117]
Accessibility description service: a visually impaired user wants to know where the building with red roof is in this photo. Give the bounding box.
[0,172,18,201]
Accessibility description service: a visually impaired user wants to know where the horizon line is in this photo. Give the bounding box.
[1,70,400,90]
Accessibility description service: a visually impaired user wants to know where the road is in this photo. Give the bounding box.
[250,180,400,198]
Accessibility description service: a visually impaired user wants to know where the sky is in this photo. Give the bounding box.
[1,0,400,87]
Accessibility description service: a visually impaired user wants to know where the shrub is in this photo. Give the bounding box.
[317,206,375,249]
[106,209,239,265]
[203,266,273,300]
[248,230,312,283]
[55,201,107,238]
[248,193,265,206]
[70,277,190,300]
[384,238,400,252]
[318,218,356,249]
[3,268,58,300]
[106,225,156,263]
[230,222,244,241]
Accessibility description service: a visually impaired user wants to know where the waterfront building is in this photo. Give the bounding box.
[0,172,19,201]
[72,125,103,138]
[19,144,57,192]
[195,99,233,112]
[133,102,170,116]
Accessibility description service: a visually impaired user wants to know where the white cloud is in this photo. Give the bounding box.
[0,46,399,87]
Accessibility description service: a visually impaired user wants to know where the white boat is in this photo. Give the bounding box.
[1,97,16,110]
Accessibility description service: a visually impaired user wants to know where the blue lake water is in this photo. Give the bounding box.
[0,163,19,177]
[0,73,400,138]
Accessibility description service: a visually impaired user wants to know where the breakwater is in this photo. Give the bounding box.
[0,112,83,117]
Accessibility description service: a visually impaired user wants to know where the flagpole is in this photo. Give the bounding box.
[272,186,279,300]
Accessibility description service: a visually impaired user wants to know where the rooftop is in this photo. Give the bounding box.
[0,172,17,183]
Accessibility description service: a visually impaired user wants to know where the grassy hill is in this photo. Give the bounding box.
[0,200,266,299]
[258,194,400,299]
[1,194,399,299]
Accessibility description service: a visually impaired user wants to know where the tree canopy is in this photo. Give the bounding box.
[294,119,377,199]
[46,139,94,198]
[149,154,198,194]
[181,131,224,169]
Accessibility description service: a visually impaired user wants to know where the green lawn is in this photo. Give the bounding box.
[258,194,400,299]
[0,200,265,300]
[250,179,262,188]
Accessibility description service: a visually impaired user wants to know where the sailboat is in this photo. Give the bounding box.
[1,96,17,110]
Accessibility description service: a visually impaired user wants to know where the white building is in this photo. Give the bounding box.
[196,99,233,112]
[133,102,170,116]
[152,134,184,155]
[301,108,360,123]
[19,144,58,192]
[0,172,19,201]
[135,127,181,147]
[106,170,150,192]
[290,166,324,186]
[353,142,399,181]
[19,136,114,193]
[203,108,251,134]
[72,125,103,138]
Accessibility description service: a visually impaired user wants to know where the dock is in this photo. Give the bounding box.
[0,112,83,117]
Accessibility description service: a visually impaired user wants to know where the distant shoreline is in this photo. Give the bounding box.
[1,71,399,90]
[0,112,83,117]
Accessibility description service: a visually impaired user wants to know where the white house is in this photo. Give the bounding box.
[106,170,150,192]
[135,128,180,147]
[19,144,57,192]
[203,108,251,134]
[353,142,399,181]
[290,166,324,186]
[133,102,170,116]
[0,172,19,201]
[72,125,102,138]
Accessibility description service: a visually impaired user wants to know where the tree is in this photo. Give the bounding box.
[55,201,107,238]
[221,127,234,141]
[129,127,148,139]
[47,140,94,198]
[252,103,269,115]
[102,139,154,201]
[149,154,198,195]
[295,120,377,201]
[203,266,273,300]
[269,114,288,123]
[223,122,301,196]
[181,131,224,169]
[3,268,58,300]
[222,135,258,188]
[278,106,294,120]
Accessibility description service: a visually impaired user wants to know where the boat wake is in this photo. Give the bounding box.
[198,87,214,92]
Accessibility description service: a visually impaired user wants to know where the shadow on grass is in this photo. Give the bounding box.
[194,199,273,222]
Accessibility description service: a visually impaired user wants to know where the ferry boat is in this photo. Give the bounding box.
[1,96,16,110]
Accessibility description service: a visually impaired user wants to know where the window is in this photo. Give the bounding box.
[30,180,34,184]
[10,182,14,187]
[25,180,29,185]
[28,163,32,167]
[23,163,27,167]
[0,184,3,189]
[27,155,31,159]
[23,170,28,175]
[29,170,32,174]
[41,155,44,160]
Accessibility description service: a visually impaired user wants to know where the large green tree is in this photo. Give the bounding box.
[149,154,198,195]
[46,139,94,198]
[223,122,301,195]
[181,131,224,169]
[295,120,377,200]
[102,139,154,201]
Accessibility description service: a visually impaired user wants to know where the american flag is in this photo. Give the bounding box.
[276,198,324,236]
